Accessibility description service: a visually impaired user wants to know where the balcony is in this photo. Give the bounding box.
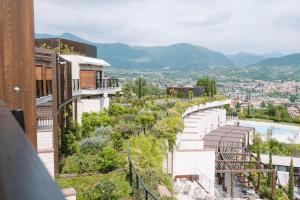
[0,100,65,200]
[72,78,121,97]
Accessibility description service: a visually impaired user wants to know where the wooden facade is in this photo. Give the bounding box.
[35,48,56,98]
[0,0,37,147]
[35,38,97,58]
[80,70,96,88]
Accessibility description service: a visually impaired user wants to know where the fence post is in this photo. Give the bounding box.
[136,173,139,189]
[129,158,133,186]
[145,190,148,200]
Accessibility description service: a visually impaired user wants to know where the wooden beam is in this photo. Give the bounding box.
[0,0,36,147]
[216,169,276,173]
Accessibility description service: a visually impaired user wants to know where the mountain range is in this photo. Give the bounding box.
[35,32,299,70]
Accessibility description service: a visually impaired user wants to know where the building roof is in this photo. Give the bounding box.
[60,55,111,67]
[260,154,300,168]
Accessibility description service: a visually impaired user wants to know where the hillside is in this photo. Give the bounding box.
[35,33,234,70]
[228,52,265,66]
[252,53,300,67]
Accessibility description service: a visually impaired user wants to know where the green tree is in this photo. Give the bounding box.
[122,81,133,99]
[267,150,273,187]
[188,90,194,100]
[196,77,217,97]
[288,159,294,200]
[135,77,147,99]
[252,132,263,191]
[136,112,155,135]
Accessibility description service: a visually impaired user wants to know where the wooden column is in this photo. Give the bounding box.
[230,172,234,198]
[272,170,276,199]
[0,0,37,147]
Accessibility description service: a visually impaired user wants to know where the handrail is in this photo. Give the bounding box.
[0,100,65,200]
[182,99,231,118]
[128,155,159,200]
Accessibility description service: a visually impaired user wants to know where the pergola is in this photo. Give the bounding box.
[203,125,276,198]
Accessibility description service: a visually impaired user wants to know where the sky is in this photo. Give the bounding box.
[34,0,300,54]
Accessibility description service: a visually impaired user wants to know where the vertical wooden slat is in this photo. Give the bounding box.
[0,0,37,147]
[52,54,59,175]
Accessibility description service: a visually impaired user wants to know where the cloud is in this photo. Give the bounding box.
[34,0,300,54]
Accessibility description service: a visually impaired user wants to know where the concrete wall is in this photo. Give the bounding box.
[37,130,54,178]
[173,150,215,194]
[75,97,109,123]
[62,188,77,200]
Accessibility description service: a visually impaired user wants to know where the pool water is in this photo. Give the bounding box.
[238,120,300,143]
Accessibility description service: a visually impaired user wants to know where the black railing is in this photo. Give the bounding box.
[128,155,159,200]
[37,104,53,130]
[0,100,65,200]
[98,78,119,89]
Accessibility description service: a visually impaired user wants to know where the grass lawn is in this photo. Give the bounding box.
[57,171,131,200]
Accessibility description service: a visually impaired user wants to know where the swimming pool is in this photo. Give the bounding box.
[238,120,300,143]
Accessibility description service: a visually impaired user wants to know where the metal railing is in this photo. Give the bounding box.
[98,78,119,89]
[0,100,65,200]
[37,117,53,130]
[128,155,159,200]
[36,104,53,130]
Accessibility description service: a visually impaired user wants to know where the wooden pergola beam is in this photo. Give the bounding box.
[216,169,276,173]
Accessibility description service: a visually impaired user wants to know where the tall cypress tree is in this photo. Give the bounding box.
[288,158,294,200]
[267,150,273,187]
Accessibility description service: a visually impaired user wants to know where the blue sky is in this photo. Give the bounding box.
[35,0,300,54]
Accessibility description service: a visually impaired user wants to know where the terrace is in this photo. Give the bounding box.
[203,125,277,199]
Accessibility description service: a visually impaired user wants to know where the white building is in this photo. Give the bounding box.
[60,55,121,123]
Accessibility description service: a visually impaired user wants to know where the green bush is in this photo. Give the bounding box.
[61,155,98,174]
[92,126,113,137]
[130,135,165,170]
[79,134,110,154]
[97,147,123,173]
[153,116,183,149]
[114,121,139,139]
[81,112,115,138]
[57,172,130,200]
[111,131,124,151]
[60,120,81,156]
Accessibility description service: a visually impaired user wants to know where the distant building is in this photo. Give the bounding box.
[35,38,97,58]
[167,86,205,98]
[288,106,300,117]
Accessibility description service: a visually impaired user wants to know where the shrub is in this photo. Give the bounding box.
[61,134,80,156]
[61,155,98,174]
[108,104,128,116]
[153,116,183,149]
[114,121,139,139]
[57,172,130,200]
[92,126,113,137]
[111,131,124,151]
[97,147,122,173]
[130,135,165,170]
[81,112,115,138]
[60,120,81,156]
[93,178,117,200]
[80,134,110,154]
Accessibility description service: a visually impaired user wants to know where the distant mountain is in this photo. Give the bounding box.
[252,53,300,67]
[35,32,234,70]
[262,51,284,58]
[228,52,265,66]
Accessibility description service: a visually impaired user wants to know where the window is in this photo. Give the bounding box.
[36,80,44,98]
[96,71,102,88]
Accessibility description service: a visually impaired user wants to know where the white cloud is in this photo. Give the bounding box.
[34,0,300,54]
